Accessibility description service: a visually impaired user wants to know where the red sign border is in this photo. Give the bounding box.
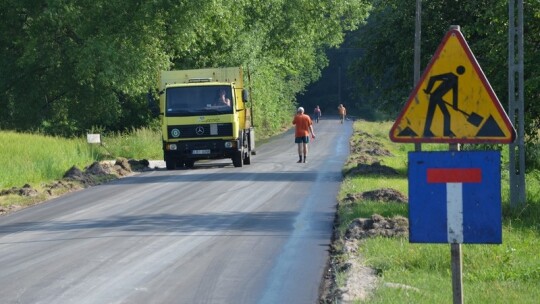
[389,29,516,144]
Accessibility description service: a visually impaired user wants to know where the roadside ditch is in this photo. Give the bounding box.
[319,128,410,303]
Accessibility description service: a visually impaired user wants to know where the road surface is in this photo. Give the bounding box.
[0,117,352,304]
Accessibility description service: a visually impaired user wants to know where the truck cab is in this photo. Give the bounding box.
[159,68,255,169]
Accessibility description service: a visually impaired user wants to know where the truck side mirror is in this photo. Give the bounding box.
[242,89,249,102]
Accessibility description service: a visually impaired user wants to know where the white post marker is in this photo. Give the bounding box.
[426,167,482,243]
[447,183,463,243]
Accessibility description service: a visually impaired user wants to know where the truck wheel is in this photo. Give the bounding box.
[166,159,177,170]
[184,160,195,169]
[243,151,251,165]
[232,150,243,167]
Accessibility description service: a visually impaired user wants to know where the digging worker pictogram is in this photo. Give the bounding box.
[422,65,466,137]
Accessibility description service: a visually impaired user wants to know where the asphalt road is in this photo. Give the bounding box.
[0,117,353,304]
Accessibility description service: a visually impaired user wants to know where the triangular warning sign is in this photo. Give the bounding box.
[389,28,516,144]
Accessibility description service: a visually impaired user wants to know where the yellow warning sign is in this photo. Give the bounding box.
[390,28,516,143]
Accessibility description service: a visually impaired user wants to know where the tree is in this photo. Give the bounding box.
[346,0,540,141]
[0,0,370,137]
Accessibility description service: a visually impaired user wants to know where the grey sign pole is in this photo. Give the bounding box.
[414,0,422,152]
[508,0,526,207]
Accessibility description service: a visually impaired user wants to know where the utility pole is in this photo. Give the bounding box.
[508,0,526,207]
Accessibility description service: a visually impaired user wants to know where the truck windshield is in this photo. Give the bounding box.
[165,85,233,116]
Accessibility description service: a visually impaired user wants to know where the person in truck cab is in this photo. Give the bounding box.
[217,89,231,107]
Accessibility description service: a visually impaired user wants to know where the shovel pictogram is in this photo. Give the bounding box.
[442,101,484,127]
[422,65,485,137]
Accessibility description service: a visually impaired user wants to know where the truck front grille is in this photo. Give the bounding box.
[168,123,233,138]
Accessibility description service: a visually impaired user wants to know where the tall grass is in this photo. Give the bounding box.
[0,127,162,189]
[99,127,163,160]
[0,131,96,189]
[339,120,540,304]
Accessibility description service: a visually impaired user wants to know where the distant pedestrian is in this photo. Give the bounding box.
[313,105,322,123]
[293,107,316,163]
[337,104,346,124]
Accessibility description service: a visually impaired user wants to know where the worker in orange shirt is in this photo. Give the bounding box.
[338,104,346,124]
[292,107,316,163]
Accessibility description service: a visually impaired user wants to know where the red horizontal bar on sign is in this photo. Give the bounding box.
[427,168,482,183]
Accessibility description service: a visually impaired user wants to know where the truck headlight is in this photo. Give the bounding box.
[168,144,177,151]
[224,142,233,148]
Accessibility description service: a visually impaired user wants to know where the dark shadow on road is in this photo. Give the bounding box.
[107,170,343,185]
[0,211,335,241]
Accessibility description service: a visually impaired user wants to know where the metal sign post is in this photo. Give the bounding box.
[451,242,463,304]
[414,0,422,153]
[409,149,502,304]
[395,25,513,304]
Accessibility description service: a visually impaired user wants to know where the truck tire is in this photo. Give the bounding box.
[165,159,177,170]
[243,150,251,165]
[184,160,195,169]
[232,150,243,167]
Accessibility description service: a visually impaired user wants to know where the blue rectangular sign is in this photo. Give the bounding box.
[408,151,502,244]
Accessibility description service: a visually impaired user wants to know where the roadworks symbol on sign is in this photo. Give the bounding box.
[390,28,516,144]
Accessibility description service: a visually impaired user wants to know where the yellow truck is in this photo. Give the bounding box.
[158,67,255,169]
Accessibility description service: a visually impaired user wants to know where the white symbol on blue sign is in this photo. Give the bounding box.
[408,151,502,244]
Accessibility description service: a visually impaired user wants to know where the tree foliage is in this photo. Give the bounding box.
[347,0,540,140]
[0,0,370,137]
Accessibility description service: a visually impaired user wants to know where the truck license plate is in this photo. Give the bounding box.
[192,149,211,155]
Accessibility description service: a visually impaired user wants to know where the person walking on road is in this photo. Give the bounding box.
[313,105,322,123]
[293,107,316,163]
[338,104,346,124]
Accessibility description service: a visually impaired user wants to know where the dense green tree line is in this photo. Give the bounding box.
[347,0,539,141]
[0,0,370,136]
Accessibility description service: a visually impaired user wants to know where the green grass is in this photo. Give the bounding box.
[0,127,162,190]
[0,131,96,189]
[98,127,163,160]
[0,124,278,209]
[338,120,540,304]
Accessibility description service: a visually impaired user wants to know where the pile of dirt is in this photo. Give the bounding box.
[346,161,400,176]
[347,154,379,167]
[0,184,39,197]
[345,214,409,240]
[322,213,410,304]
[343,188,408,204]
[62,158,138,186]
[346,129,397,177]
[349,136,393,158]
[0,158,151,215]
[353,142,393,158]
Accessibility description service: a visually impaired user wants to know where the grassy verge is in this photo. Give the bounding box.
[0,128,163,190]
[0,125,280,211]
[0,128,163,210]
[337,120,540,304]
